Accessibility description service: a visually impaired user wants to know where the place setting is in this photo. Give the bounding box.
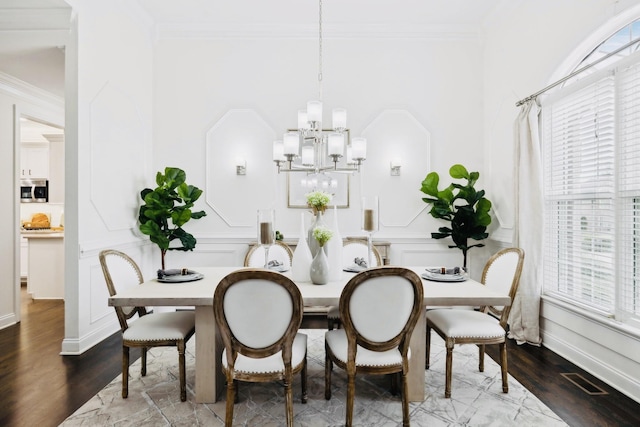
[156,268,204,282]
[421,266,468,282]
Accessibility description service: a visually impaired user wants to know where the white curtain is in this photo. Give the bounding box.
[508,100,543,346]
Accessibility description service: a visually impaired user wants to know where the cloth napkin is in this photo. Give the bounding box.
[426,266,463,275]
[157,268,197,279]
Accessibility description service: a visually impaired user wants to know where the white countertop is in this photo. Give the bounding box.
[21,230,64,238]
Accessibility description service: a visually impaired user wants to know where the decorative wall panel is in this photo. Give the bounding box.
[205,109,277,227]
[90,82,147,231]
[361,110,430,227]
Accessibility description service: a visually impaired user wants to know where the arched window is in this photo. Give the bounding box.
[541,17,640,327]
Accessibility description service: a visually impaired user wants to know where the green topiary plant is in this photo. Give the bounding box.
[420,164,492,269]
[138,167,207,270]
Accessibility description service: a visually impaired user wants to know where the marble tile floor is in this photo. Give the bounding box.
[60,329,568,426]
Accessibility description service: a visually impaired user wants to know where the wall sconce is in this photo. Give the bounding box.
[390,158,402,176]
[236,157,246,175]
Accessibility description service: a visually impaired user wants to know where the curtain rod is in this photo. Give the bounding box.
[515,37,640,107]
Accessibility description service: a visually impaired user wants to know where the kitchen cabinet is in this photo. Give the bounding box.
[20,237,28,282]
[22,232,64,299]
[21,146,50,179]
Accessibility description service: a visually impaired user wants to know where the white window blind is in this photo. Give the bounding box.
[542,51,640,321]
[617,60,640,318]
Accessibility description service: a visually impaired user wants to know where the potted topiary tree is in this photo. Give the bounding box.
[420,164,492,269]
[138,167,207,270]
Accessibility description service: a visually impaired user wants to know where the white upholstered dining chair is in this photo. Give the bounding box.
[324,266,423,427]
[326,241,383,330]
[425,247,525,398]
[98,249,195,402]
[214,269,308,427]
[243,240,293,269]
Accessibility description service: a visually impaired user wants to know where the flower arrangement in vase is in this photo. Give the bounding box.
[306,190,332,256]
[310,225,333,285]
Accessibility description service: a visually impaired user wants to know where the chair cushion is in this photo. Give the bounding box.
[222,333,307,374]
[123,311,195,342]
[325,329,408,367]
[426,309,505,339]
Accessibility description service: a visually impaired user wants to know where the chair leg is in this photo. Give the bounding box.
[301,355,308,403]
[284,373,294,427]
[324,348,332,400]
[425,325,431,369]
[478,344,485,372]
[445,345,453,398]
[401,369,410,427]
[141,347,147,376]
[225,377,236,426]
[346,371,356,427]
[390,372,399,396]
[500,341,509,393]
[122,345,129,398]
[178,341,187,402]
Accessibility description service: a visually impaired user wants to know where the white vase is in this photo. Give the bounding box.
[310,247,330,285]
[292,213,312,282]
[307,210,326,258]
[327,205,343,281]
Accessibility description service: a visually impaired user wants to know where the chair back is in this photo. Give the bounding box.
[342,241,382,268]
[214,269,303,364]
[339,266,423,354]
[480,247,525,326]
[98,249,147,331]
[244,241,293,268]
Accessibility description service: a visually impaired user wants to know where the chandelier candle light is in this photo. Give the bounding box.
[361,196,379,269]
[257,209,276,269]
[272,0,366,183]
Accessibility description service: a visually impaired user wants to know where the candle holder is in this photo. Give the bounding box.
[361,196,379,269]
[257,209,276,269]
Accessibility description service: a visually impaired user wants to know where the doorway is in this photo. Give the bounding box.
[17,115,65,305]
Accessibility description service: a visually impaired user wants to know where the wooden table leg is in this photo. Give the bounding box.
[194,305,223,403]
[407,307,426,402]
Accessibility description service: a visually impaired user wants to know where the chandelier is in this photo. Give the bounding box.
[272,0,366,184]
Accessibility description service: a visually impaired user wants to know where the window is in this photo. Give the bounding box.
[542,48,640,323]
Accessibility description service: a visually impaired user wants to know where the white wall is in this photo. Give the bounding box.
[483,0,640,403]
[151,31,488,269]
[60,0,156,354]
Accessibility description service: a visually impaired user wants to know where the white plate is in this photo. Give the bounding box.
[421,271,467,282]
[343,265,365,273]
[157,272,204,283]
[269,265,289,273]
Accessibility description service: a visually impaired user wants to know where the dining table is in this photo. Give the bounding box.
[108,265,511,403]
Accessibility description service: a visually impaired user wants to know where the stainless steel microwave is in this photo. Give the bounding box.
[20,179,48,203]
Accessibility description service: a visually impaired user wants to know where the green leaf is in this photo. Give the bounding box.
[171,208,192,227]
[420,172,440,197]
[449,164,469,179]
[163,167,186,190]
[191,210,207,219]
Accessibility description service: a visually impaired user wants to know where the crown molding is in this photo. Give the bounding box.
[0,8,71,31]
[0,71,64,109]
[156,22,483,41]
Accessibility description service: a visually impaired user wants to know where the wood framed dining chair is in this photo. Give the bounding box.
[214,269,308,427]
[244,240,293,269]
[326,241,383,330]
[98,249,195,402]
[426,247,525,398]
[324,266,423,427]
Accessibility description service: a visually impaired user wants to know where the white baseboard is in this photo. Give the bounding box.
[60,319,120,355]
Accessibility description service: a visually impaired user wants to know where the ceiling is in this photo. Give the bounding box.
[0,0,508,99]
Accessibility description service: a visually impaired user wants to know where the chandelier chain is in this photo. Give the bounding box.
[318,0,323,100]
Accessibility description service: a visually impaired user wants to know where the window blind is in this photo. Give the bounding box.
[617,60,640,318]
[541,51,640,320]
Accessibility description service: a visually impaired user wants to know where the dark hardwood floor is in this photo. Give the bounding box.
[1,290,639,427]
